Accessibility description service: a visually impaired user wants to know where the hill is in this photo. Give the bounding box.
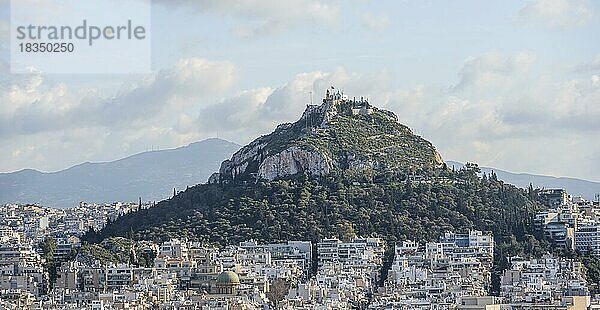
[91,90,554,292]
[211,89,443,184]
[447,161,600,201]
[0,138,241,208]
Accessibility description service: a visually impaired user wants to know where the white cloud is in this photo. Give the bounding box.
[516,0,593,28]
[186,52,600,180]
[413,52,599,180]
[453,51,537,93]
[361,13,391,32]
[573,54,600,73]
[0,56,238,172]
[198,87,274,133]
[153,0,340,38]
[2,126,202,173]
[190,63,519,147]
[159,57,237,98]
[2,51,599,181]
[0,57,237,137]
[191,68,396,143]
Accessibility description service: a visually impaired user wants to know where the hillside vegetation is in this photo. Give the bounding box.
[213,95,442,183]
[86,94,564,294]
[89,165,552,293]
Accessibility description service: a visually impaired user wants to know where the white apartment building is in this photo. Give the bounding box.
[575,224,600,255]
[159,238,188,259]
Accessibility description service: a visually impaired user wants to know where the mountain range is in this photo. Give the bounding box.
[1,142,598,209]
[0,138,241,208]
[447,161,600,201]
[1,110,598,208]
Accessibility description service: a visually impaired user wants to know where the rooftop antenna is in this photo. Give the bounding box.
[310,91,313,105]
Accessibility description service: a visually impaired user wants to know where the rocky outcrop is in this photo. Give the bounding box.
[216,139,268,181]
[257,147,331,181]
[434,151,444,166]
[211,89,445,184]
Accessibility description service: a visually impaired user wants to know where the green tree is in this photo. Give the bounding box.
[40,237,57,288]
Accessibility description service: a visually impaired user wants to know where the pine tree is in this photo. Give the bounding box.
[528,183,534,198]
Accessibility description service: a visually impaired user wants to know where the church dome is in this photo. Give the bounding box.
[216,271,240,285]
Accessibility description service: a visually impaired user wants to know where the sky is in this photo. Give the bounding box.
[0,0,599,181]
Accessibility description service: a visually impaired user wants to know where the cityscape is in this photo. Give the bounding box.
[2,0,599,309]
[1,188,599,309]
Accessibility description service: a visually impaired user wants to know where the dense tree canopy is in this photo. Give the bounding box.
[87,166,560,293]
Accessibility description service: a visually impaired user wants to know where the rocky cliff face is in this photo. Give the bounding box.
[257,146,332,180]
[210,89,443,183]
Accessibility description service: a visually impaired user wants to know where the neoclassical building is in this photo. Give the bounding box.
[214,270,240,295]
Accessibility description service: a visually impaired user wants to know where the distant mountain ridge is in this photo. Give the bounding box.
[2,138,597,210]
[0,138,241,208]
[447,161,600,201]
